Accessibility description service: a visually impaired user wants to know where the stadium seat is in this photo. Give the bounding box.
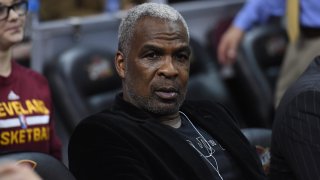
[187,38,230,102]
[242,128,272,175]
[44,46,121,131]
[187,38,246,127]
[0,152,76,180]
[235,23,288,128]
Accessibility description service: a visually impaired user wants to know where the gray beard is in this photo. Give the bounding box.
[125,85,186,116]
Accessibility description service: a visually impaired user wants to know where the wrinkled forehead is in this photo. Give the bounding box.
[129,16,189,54]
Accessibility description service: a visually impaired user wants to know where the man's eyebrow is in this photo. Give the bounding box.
[141,44,191,52]
[175,46,191,55]
[141,44,164,52]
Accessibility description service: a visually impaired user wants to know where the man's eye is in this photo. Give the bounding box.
[175,53,189,61]
[145,52,159,59]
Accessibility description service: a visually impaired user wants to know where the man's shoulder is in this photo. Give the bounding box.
[77,106,137,130]
[278,58,320,110]
[184,99,216,107]
[183,100,229,113]
[292,57,320,92]
[183,100,237,121]
[81,107,117,123]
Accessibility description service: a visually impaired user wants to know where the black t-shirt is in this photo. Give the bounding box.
[175,112,244,180]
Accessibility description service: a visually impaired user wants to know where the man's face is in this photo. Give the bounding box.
[117,17,190,116]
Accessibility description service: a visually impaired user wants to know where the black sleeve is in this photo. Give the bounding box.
[68,120,152,180]
[270,90,320,180]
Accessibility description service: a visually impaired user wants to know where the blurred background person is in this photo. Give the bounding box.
[270,56,320,179]
[0,0,62,159]
[217,0,320,107]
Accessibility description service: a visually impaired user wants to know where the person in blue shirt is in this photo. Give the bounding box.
[218,0,320,107]
[218,1,320,179]
[28,0,39,13]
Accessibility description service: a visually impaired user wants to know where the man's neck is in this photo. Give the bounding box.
[158,112,182,129]
[0,50,12,77]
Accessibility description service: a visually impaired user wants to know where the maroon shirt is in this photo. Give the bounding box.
[0,61,61,160]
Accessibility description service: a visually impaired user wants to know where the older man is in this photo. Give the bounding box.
[68,3,266,180]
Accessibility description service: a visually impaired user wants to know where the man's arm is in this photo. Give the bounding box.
[68,121,152,180]
[270,90,320,180]
[218,0,285,65]
[233,0,285,31]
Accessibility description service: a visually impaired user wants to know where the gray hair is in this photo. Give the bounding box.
[118,3,189,57]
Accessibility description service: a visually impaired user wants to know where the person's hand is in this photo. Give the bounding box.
[217,25,245,65]
[0,162,42,180]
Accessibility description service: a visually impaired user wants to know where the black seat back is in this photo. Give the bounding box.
[231,23,288,128]
[240,23,288,91]
[45,46,121,131]
[187,37,230,103]
[0,152,76,180]
[186,38,246,126]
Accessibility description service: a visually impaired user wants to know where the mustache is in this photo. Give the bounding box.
[151,81,181,93]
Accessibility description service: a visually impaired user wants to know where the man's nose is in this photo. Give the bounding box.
[158,56,179,78]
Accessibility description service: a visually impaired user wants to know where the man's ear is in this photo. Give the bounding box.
[115,51,125,79]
